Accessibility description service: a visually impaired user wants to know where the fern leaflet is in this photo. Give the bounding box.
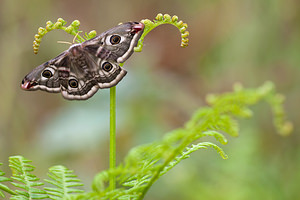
[9,156,48,200]
[44,165,84,200]
[0,163,16,198]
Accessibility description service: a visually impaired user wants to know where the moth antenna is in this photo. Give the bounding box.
[57,41,73,45]
[73,32,80,44]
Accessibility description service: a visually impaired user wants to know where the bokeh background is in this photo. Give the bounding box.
[0,0,299,199]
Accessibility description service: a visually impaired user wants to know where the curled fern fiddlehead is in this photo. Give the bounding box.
[134,13,189,52]
[203,81,293,136]
[33,18,97,54]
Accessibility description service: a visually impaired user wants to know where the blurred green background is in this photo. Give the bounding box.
[0,0,299,199]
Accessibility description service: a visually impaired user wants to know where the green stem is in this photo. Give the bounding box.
[109,86,116,193]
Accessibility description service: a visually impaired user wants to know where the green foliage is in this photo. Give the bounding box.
[134,13,189,52]
[9,156,48,199]
[89,81,291,200]
[0,157,84,199]
[33,18,97,54]
[203,82,292,136]
[0,82,292,199]
[44,165,84,200]
[0,163,16,198]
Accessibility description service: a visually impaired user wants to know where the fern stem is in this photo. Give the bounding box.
[109,86,116,194]
[138,136,193,200]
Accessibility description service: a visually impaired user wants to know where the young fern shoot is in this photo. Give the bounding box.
[135,13,189,52]
[33,18,97,54]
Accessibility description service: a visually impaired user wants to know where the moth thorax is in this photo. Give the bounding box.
[69,44,83,56]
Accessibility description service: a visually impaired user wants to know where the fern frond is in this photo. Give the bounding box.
[0,163,16,198]
[33,18,97,54]
[160,142,227,177]
[9,156,48,200]
[265,92,293,136]
[44,165,84,200]
[91,130,228,200]
[89,82,292,200]
[134,13,189,52]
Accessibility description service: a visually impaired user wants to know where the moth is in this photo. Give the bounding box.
[21,22,144,100]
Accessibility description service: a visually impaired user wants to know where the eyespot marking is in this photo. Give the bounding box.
[102,62,113,72]
[69,79,78,88]
[110,35,121,44]
[42,69,53,78]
